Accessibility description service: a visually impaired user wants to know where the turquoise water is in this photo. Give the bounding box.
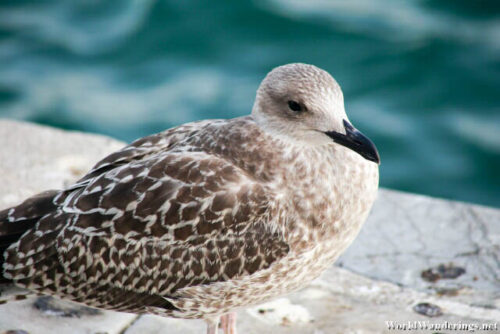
[0,0,499,207]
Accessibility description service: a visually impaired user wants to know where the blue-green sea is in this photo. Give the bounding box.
[0,0,499,207]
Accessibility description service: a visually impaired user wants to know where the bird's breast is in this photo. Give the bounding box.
[281,149,379,254]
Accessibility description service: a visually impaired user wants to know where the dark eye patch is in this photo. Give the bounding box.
[287,100,302,112]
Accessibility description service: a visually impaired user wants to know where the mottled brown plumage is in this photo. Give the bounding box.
[1,63,379,334]
[2,117,290,312]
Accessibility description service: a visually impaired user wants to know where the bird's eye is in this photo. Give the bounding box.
[287,100,302,112]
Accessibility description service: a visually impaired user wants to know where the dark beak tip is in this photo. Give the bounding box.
[325,121,380,165]
[366,143,381,165]
[363,148,380,165]
[366,142,381,165]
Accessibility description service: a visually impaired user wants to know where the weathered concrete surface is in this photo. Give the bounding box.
[339,189,500,307]
[0,120,498,334]
[0,292,136,334]
[0,120,124,208]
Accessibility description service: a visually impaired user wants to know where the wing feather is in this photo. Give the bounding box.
[5,132,289,313]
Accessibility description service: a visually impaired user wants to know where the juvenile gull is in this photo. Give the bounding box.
[0,63,379,334]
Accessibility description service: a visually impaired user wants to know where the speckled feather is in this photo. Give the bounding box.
[1,63,379,321]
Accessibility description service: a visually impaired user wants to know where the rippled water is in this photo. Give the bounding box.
[0,0,499,207]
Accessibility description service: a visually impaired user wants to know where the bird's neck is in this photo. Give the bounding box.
[211,117,378,251]
[271,141,379,253]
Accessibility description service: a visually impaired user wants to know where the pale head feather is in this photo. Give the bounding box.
[252,63,348,145]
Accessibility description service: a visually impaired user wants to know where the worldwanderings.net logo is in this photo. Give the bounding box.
[386,320,498,332]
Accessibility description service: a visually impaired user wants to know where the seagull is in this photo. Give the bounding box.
[0,63,379,334]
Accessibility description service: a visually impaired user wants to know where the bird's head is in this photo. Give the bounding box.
[252,63,380,164]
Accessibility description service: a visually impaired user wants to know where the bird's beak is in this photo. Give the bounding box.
[324,120,380,164]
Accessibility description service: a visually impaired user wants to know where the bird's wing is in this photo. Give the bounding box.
[72,120,215,187]
[5,146,289,312]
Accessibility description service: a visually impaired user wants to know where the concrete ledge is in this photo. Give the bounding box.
[0,120,498,333]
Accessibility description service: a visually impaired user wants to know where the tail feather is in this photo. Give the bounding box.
[1,190,60,284]
[0,190,59,227]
